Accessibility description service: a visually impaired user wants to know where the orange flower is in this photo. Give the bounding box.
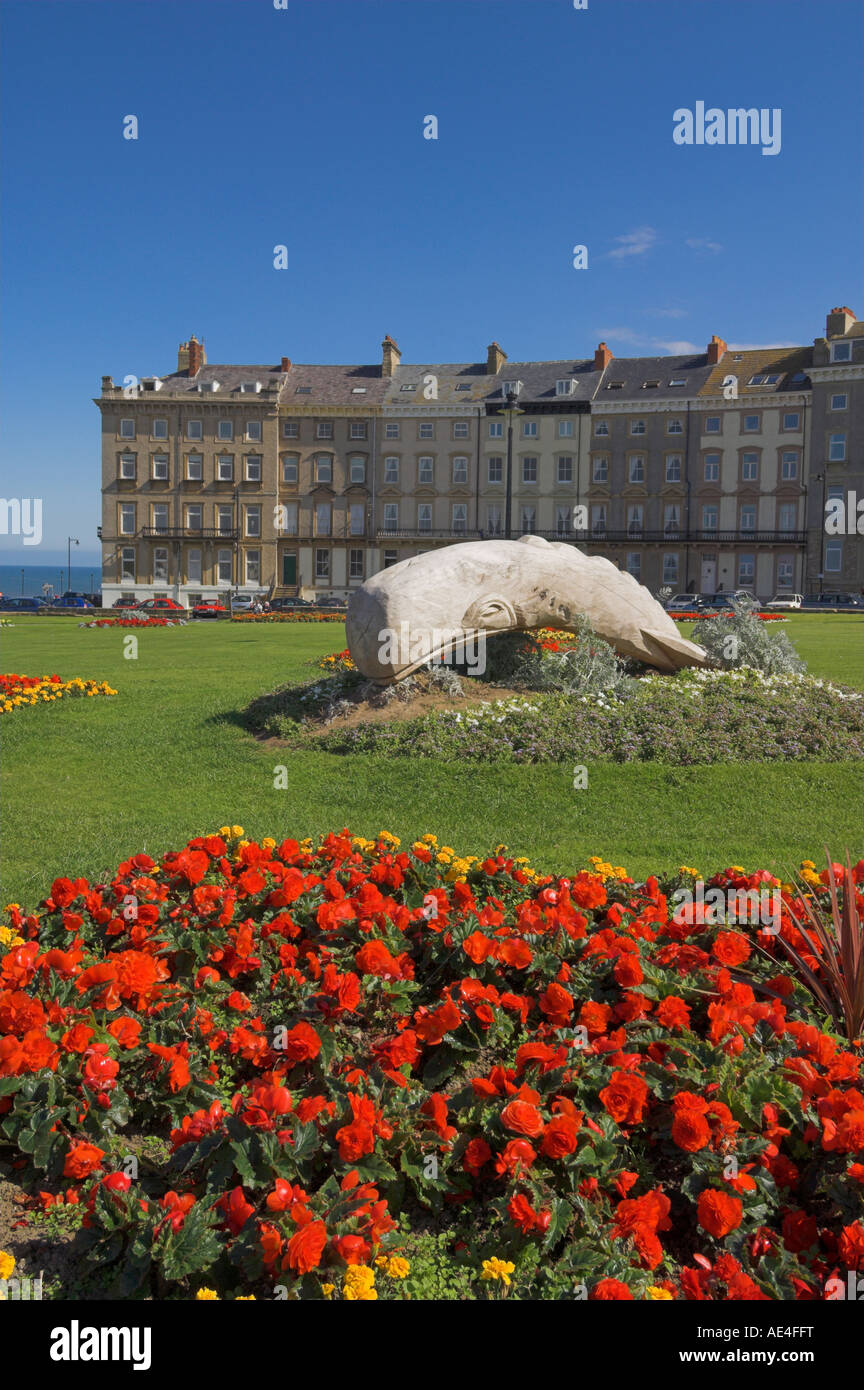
[63,1140,105,1180]
[540,1114,582,1158]
[697,1189,743,1238]
[712,931,751,967]
[284,1219,328,1274]
[599,1071,650,1125]
[671,1109,711,1153]
[500,1100,544,1138]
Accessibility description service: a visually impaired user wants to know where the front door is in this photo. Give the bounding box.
[282,553,297,586]
[700,556,717,594]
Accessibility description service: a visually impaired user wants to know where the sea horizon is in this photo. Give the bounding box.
[0,563,102,599]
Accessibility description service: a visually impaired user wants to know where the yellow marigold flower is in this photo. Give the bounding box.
[800,860,816,870]
[195,1287,219,1300]
[261,837,276,850]
[386,1257,410,1279]
[421,834,438,845]
[646,1285,673,1300]
[235,1294,256,1300]
[218,826,231,837]
[379,831,401,846]
[231,825,245,838]
[321,1283,335,1298]
[0,1251,15,1280]
[801,869,822,887]
[374,1255,389,1268]
[480,1257,515,1286]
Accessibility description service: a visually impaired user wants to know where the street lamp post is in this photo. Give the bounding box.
[496,385,524,539]
[67,536,79,595]
[808,473,825,596]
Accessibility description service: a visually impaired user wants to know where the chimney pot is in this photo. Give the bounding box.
[280,356,291,373]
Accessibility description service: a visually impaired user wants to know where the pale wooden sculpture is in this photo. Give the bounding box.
[346,535,707,682]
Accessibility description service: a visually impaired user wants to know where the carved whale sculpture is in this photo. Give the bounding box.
[346,535,707,682]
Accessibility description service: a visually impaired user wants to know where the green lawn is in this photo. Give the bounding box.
[2,613,863,906]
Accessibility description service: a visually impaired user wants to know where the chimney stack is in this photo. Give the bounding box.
[826,306,857,338]
[593,341,613,371]
[381,335,401,377]
[187,335,205,377]
[280,356,292,373]
[707,334,727,365]
[177,342,190,373]
[486,341,507,374]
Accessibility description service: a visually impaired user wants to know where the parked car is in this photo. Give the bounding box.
[191,600,229,620]
[113,597,138,609]
[134,597,187,615]
[699,594,736,612]
[48,595,96,610]
[0,596,47,612]
[229,593,268,612]
[801,592,864,611]
[664,594,702,612]
[765,593,804,610]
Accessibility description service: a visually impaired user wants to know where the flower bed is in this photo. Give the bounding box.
[80,617,185,629]
[1,829,863,1301]
[0,674,117,715]
[275,668,864,764]
[231,613,345,624]
[671,612,786,622]
[316,649,355,673]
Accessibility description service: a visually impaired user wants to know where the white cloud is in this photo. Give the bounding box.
[607,226,658,259]
[655,339,701,354]
[597,327,702,355]
[686,237,724,254]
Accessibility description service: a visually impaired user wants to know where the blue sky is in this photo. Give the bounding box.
[1,0,862,558]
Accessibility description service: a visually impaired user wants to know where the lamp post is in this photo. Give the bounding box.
[808,473,825,596]
[67,536,79,595]
[496,384,524,539]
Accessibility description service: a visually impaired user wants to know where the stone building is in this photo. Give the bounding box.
[95,310,862,605]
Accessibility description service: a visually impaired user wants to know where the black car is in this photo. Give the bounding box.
[801,592,863,611]
[698,594,736,612]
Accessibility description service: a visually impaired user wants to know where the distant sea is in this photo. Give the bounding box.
[0,564,102,600]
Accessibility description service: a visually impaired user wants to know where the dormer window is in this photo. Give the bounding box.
[555,379,576,396]
[831,342,852,363]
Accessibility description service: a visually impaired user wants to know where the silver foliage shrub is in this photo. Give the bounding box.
[691,597,806,676]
